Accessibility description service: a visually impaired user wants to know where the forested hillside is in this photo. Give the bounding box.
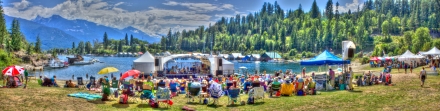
[160,0,440,58]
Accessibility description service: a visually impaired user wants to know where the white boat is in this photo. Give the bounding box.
[72,61,93,65]
[46,59,65,68]
[90,58,100,63]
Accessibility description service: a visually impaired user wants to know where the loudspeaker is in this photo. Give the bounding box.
[216,70,223,76]
[155,59,159,66]
[218,58,222,66]
[348,48,354,58]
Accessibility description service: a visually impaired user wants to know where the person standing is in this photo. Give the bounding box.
[72,74,74,80]
[404,64,408,74]
[348,67,353,90]
[420,67,427,87]
[302,67,306,77]
[329,68,335,88]
[24,70,29,89]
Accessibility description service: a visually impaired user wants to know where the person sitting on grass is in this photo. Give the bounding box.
[51,76,59,87]
[37,76,43,86]
[42,76,51,87]
[68,80,77,88]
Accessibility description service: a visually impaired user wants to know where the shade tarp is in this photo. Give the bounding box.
[421,47,440,55]
[300,50,350,65]
[370,57,380,61]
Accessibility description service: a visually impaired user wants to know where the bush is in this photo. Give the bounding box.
[360,57,370,64]
[0,50,20,67]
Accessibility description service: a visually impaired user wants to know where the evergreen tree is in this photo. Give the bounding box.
[85,41,92,54]
[72,42,75,49]
[0,4,7,49]
[10,19,23,51]
[335,2,340,20]
[130,34,134,46]
[118,40,123,52]
[310,0,321,19]
[78,41,85,55]
[325,0,333,20]
[125,33,129,46]
[26,43,31,55]
[34,34,41,53]
[103,32,109,49]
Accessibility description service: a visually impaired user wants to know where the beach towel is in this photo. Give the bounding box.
[68,92,102,101]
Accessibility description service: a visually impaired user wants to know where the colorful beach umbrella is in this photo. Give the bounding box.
[98,67,119,75]
[120,70,141,80]
[2,65,25,76]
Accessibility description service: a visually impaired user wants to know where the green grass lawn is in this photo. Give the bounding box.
[1,70,440,111]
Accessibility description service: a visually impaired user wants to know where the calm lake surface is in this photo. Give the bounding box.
[29,56,336,80]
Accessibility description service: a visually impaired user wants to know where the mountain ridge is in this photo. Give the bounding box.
[32,15,160,43]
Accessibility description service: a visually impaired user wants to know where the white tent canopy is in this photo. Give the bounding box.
[133,51,155,74]
[421,47,440,55]
[398,50,424,61]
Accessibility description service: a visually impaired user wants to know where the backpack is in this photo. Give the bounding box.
[203,98,209,104]
[247,97,254,104]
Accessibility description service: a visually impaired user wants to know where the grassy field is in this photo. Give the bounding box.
[1,66,440,111]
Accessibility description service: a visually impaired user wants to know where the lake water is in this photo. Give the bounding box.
[29,56,337,80]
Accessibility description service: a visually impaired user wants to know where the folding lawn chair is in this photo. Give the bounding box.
[87,77,96,90]
[187,82,202,103]
[252,87,265,102]
[77,77,85,90]
[109,79,119,100]
[140,84,154,104]
[269,83,281,97]
[227,88,241,105]
[208,83,223,105]
[156,87,172,108]
[123,84,138,103]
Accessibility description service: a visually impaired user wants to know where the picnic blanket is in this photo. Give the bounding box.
[68,92,102,101]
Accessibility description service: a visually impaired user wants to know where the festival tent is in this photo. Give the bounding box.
[133,51,155,74]
[421,47,440,55]
[398,50,424,61]
[300,50,350,65]
[370,57,380,62]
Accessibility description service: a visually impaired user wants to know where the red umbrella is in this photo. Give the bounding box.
[120,70,141,80]
[2,65,25,76]
[138,52,144,55]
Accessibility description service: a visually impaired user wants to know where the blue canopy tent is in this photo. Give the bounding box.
[300,50,350,65]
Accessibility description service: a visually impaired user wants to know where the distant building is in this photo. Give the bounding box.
[261,52,282,61]
[231,53,243,60]
[250,54,261,61]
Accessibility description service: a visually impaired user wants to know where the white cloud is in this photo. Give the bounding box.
[163,1,234,12]
[12,0,31,9]
[163,1,178,6]
[114,2,124,7]
[4,0,218,36]
[334,0,364,13]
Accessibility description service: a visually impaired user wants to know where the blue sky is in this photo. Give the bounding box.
[2,0,365,36]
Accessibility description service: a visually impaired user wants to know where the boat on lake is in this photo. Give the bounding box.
[72,61,93,65]
[45,59,67,69]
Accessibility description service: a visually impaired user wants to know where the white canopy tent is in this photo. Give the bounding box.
[209,57,235,75]
[133,51,156,74]
[398,50,424,61]
[421,47,440,55]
